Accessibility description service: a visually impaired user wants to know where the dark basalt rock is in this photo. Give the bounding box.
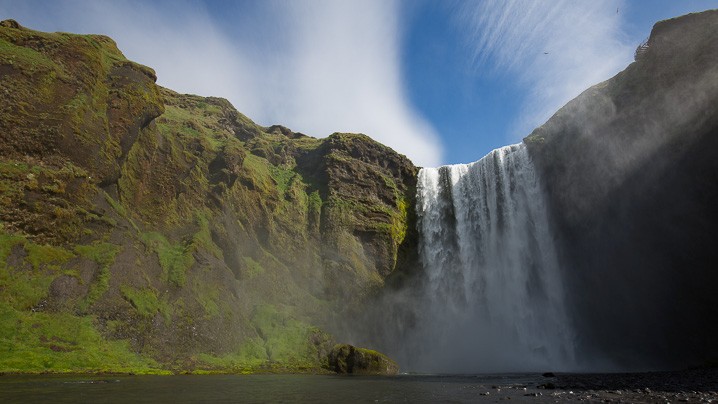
[327,344,399,375]
[524,10,718,369]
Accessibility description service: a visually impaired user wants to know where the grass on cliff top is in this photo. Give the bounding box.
[0,24,145,77]
[0,34,65,76]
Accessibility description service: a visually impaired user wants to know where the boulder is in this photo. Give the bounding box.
[327,344,399,375]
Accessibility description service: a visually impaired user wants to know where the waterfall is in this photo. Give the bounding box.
[410,143,575,372]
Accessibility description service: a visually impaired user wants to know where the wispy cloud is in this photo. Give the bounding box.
[457,0,634,138]
[0,0,443,166]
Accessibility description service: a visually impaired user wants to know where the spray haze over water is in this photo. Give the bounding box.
[406,143,575,373]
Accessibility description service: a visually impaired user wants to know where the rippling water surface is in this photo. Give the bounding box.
[0,373,547,403]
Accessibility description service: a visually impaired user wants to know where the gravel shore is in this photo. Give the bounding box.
[479,368,718,403]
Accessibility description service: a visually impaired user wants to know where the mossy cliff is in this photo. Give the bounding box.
[0,20,416,374]
[524,10,718,369]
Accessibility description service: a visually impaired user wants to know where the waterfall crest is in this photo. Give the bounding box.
[410,142,575,372]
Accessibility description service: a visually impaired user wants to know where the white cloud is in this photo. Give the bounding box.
[0,0,443,166]
[457,0,635,139]
[264,1,443,167]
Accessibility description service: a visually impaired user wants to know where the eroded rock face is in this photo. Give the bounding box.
[327,344,399,375]
[0,21,162,245]
[525,10,718,369]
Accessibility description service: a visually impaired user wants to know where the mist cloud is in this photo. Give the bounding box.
[456,0,635,139]
[0,0,443,167]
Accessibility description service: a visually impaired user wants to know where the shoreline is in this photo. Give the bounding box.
[1,368,716,402]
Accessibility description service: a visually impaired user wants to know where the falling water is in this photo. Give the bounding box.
[410,143,575,372]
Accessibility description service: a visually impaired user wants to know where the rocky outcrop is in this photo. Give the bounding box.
[0,20,163,245]
[0,20,410,373]
[524,10,718,369]
[327,344,399,375]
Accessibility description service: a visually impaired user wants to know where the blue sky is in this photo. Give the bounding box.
[1,1,716,166]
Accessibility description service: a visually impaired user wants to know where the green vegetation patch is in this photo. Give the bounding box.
[75,242,121,311]
[269,165,296,195]
[0,304,163,374]
[103,191,139,231]
[191,211,223,260]
[0,36,63,75]
[120,285,170,320]
[196,338,267,374]
[0,232,24,269]
[142,232,194,287]
[308,190,323,212]
[1,233,62,310]
[241,154,274,193]
[251,304,319,365]
[156,104,222,151]
[0,268,53,311]
[25,244,74,271]
[191,275,221,318]
[75,242,120,269]
[194,305,334,374]
[391,197,410,245]
[195,288,220,318]
[242,256,265,279]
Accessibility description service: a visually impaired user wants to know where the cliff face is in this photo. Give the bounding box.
[525,10,718,369]
[0,20,416,373]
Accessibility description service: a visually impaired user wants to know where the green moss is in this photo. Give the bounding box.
[0,303,164,374]
[242,256,265,279]
[156,104,223,151]
[524,132,546,145]
[195,289,220,318]
[0,36,63,75]
[192,275,221,318]
[391,197,409,245]
[251,305,317,365]
[196,337,267,373]
[74,242,120,311]
[307,190,323,208]
[0,269,54,311]
[75,242,120,269]
[0,232,24,270]
[242,154,274,192]
[269,165,295,195]
[0,233,64,310]
[191,211,223,260]
[194,306,332,373]
[142,232,194,287]
[25,244,75,271]
[120,285,170,320]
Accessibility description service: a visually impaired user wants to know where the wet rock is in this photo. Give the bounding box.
[327,343,399,375]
